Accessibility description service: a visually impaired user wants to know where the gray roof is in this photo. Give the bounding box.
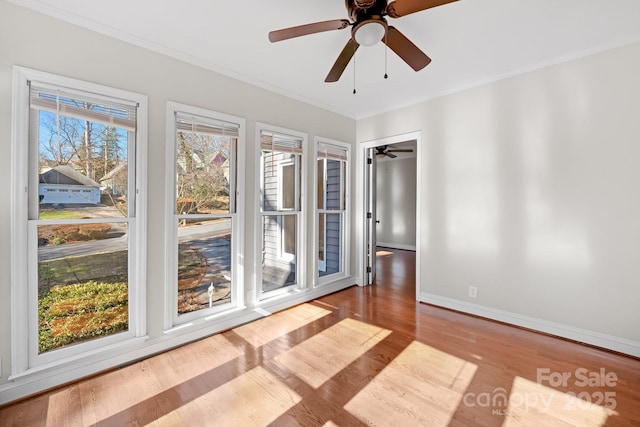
[99,162,127,181]
[40,165,100,187]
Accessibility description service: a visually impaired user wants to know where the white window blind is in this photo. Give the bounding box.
[176,111,239,138]
[29,82,137,132]
[318,142,348,161]
[261,131,303,154]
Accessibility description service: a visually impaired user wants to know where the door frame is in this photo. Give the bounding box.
[365,147,377,285]
[358,131,422,300]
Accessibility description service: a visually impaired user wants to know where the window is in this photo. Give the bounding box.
[316,139,349,281]
[277,160,298,261]
[11,67,147,372]
[258,125,305,297]
[165,102,244,327]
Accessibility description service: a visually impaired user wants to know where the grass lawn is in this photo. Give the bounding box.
[38,281,128,353]
[38,210,84,220]
[38,244,206,352]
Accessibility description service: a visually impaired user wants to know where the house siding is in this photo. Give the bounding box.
[323,159,342,275]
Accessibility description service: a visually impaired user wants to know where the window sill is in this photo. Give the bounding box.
[163,305,248,335]
[8,335,149,382]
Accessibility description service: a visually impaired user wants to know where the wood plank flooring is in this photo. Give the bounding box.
[2,248,639,426]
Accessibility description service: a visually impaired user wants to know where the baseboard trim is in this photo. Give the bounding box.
[420,293,640,358]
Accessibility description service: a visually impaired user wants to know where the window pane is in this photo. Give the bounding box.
[281,164,295,210]
[177,218,232,314]
[283,214,296,254]
[320,213,342,277]
[318,213,325,263]
[37,110,129,219]
[262,214,296,292]
[317,159,325,209]
[325,159,343,210]
[176,132,233,214]
[37,223,129,353]
[262,151,299,212]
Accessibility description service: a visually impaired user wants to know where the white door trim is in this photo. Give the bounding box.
[358,131,422,300]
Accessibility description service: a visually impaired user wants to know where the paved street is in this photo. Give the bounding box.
[39,220,231,261]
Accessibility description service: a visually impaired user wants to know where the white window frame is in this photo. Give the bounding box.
[10,67,148,376]
[315,137,350,286]
[164,102,245,329]
[256,123,306,300]
[277,159,298,262]
[318,206,328,272]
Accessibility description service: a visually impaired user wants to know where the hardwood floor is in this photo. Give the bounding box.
[2,248,639,426]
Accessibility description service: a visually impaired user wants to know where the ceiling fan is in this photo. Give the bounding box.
[268,0,458,83]
[375,145,413,159]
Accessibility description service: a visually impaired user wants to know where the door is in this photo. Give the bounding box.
[365,148,377,285]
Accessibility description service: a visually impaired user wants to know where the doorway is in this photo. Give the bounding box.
[360,131,421,300]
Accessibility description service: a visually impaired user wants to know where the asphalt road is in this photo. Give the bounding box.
[39,219,232,261]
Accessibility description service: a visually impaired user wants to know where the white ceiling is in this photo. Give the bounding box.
[8,0,640,119]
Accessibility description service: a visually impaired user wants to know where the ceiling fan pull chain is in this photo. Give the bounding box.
[384,31,388,79]
[353,46,357,94]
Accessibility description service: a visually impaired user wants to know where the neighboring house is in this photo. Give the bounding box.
[39,165,101,204]
[212,153,231,183]
[176,149,231,185]
[261,151,341,278]
[177,149,228,172]
[99,162,128,196]
[322,159,342,275]
[211,152,226,166]
[262,151,296,276]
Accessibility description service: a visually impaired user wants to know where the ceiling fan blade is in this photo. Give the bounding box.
[386,0,458,18]
[269,19,351,43]
[388,149,413,153]
[384,26,431,71]
[325,38,360,82]
[386,152,398,158]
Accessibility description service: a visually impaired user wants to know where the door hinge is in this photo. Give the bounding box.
[367,212,372,219]
[367,266,372,273]
[367,158,372,165]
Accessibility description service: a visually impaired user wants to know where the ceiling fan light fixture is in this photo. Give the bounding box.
[354,21,386,47]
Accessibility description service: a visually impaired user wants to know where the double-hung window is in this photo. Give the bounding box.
[316,139,349,281]
[165,102,244,327]
[258,125,305,297]
[11,67,147,372]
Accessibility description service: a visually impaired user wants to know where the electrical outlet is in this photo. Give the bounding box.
[468,286,478,299]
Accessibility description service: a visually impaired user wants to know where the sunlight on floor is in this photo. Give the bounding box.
[68,334,246,425]
[234,303,331,347]
[273,318,392,389]
[502,376,616,427]
[156,333,246,385]
[376,250,394,257]
[313,300,340,310]
[344,340,478,426]
[156,366,301,425]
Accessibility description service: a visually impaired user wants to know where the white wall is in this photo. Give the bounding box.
[358,42,640,355]
[0,2,356,401]
[376,157,417,250]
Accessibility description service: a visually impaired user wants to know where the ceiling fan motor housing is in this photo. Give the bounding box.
[353,0,377,8]
[347,0,388,22]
